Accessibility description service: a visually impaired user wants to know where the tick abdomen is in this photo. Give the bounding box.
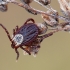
[15,23,39,46]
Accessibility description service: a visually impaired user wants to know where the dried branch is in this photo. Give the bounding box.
[7,0,70,23]
[0,0,70,32]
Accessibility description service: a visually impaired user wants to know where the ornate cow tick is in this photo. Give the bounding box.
[0,18,58,60]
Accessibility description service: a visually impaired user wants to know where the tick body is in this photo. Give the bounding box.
[13,21,39,46]
[0,18,57,60]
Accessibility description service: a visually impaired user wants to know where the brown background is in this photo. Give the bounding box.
[0,0,70,70]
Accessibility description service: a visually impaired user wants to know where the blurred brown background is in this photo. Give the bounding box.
[0,0,70,70]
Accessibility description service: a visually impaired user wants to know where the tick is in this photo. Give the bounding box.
[0,18,58,60]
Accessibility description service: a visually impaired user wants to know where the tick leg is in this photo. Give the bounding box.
[24,18,35,25]
[13,26,19,36]
[23,46,30,55]
[23,50,28,55]
[38,32,54,40]
[15,26,19,31]
[20,46,31,55]
[38,30,59,40]
[15,48,19,60]
[13,29,15,36]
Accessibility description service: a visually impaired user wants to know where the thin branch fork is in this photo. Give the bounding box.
[0,0,69,22]
[9,0,70,23]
